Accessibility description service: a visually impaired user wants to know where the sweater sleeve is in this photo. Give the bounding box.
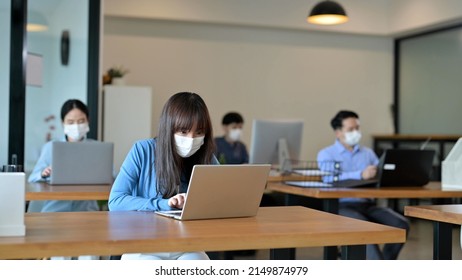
[108,141,171,212]
[28,142,53,183]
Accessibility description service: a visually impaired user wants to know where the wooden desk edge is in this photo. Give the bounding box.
[0,207,406,259]
[266,181,462,199]
[404,205,462,225]
[26,183,112,201]
[25,192,109,201]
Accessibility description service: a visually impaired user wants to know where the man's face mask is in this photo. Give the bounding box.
[343,130,362,146]
[228,128,242,142]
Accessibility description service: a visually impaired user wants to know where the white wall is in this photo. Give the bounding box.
[0,3,10,166]
[102,0,462,160]
[390,0,462,36]
[103,17,394,159]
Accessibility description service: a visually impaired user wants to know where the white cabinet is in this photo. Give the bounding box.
[103,85,152,174]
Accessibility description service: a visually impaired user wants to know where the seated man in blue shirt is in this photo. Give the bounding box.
[317,110,409,260]
[215,112,249,164]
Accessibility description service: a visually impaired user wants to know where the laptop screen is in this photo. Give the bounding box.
[377,149,435,187]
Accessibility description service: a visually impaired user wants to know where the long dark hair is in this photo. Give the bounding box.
[155,92,215,198]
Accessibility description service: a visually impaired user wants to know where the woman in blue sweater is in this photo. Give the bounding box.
[28,99,99,260]
[28,99,99,213]
[109,92,218,260]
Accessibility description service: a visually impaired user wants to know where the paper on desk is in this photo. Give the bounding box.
[292,170,332,176]
[284,181,332,188]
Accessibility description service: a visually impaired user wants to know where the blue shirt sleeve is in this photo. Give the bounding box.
[317,147,362,181]
[317,143,380,182]
[369,149,380,166]
[28,141,53,183]
[340,169,363,180]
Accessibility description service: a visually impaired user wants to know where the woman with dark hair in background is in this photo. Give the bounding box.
[28,99,99,260]
[28,99,99,213]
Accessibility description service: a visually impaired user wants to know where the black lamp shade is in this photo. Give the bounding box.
[307,1,348,25]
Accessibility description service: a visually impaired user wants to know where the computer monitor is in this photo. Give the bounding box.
[249,119,303,169]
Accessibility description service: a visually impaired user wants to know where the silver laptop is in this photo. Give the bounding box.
[155,164,271,220]
[50,141,114,185]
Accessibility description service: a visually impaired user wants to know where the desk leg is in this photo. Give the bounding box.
[323,199,339,214]
[270,248,295,260]
[439,141,445,165]
[341,245,366,260]
[324,247,338,260]
[323,199,340,260]
[284,194,293,206]
[433,221,452,260]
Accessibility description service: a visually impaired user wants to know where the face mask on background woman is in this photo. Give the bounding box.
[64,123,89,141]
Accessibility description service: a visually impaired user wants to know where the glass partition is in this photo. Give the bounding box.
[0,2,11,166]
[25,0,89,172]
[398,27,462,135]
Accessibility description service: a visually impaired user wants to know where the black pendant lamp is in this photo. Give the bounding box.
[307,1,348,25]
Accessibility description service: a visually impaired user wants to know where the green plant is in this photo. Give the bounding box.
[107,65,129,78]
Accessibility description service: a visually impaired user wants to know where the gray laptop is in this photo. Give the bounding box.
[50,141,114,185]
[155,164,271,220]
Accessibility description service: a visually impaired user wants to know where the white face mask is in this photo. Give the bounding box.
[64,123,89,141]
[174,134,205,158]
[228,128,242,142]
[343,130,362,146]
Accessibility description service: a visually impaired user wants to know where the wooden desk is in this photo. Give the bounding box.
[405,204,462,260]
[0,206,405,260]
[267,181,462,213]
[26,183,111,201]
[267,181,462,259]
[267,174,321,182]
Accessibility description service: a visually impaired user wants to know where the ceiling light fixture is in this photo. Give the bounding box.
[307,1,348,25]
[27,11,48,32]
